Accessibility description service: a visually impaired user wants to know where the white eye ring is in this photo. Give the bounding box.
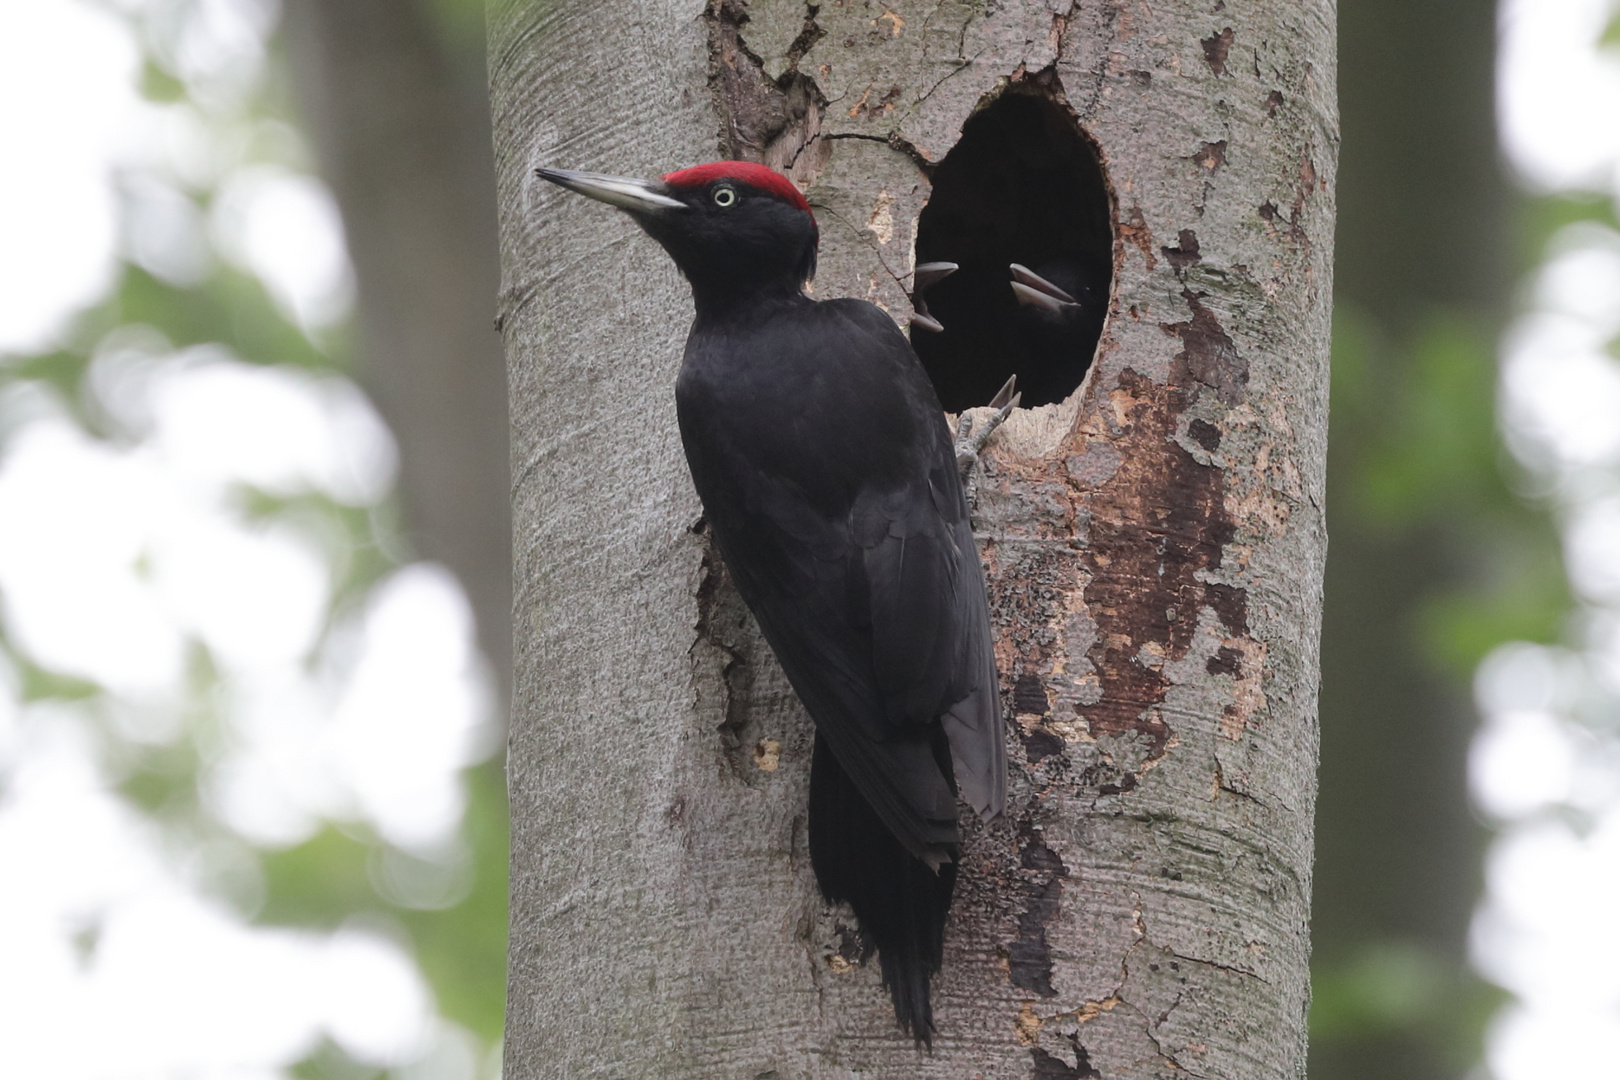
[712,186,738,207]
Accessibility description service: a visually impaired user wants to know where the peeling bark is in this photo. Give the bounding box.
[495,1,1333,1076]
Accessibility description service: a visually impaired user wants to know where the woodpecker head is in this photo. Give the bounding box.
[537,161,818,307]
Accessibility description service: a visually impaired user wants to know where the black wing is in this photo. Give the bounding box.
[676,296,1005,864]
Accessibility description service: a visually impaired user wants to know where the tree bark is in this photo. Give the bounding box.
[493,1,1334,1076]
[281,0,512,690]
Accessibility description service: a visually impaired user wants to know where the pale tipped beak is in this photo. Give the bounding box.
[910,261,957,333]
[1009,262,1080,312]
[536,167,688,213]
[912,261,959,291]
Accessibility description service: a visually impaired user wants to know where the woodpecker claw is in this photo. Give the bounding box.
[955,375,1020,479]
[910,261,958,334]
[1009,263,1080,313]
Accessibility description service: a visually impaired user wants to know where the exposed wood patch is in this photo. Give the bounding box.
[704,0,831,185]
[1072,363,1243,751]
[1160,228,1202,270]
[1200,27,1234,76]
[1165,290,1248,405]
[1009,821,1071,998]
[1119,206,1157,270]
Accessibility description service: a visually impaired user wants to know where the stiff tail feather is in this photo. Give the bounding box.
[807,734,957,1045]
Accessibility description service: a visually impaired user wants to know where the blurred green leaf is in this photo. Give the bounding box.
[0,1,509,1071]
[407,761,510,1041]
[1310,942,1505,1070]
[290,1039,382,1080]
[1601,8,1620,50]
[114,265,340,370]
[1417,533,1569,674]
[259,827,381,926]
[1349,315,1499,525]
[1328,304,1571,678]
[13,656,100,702]
[139,58,186,103]
[256,762,508,1041]
[1520,192,1620,273]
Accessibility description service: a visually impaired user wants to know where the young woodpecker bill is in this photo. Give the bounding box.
[1006,256,1109,407]
[537,161,1007,1043]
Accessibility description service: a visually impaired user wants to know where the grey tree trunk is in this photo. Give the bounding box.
[492,2,1334,1076]
[282,0,512,690]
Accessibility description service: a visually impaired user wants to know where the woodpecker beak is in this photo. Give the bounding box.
[1009,262,1080,312]
[913,261,959,292]
[536,167,688,213]
[910,261,957,333]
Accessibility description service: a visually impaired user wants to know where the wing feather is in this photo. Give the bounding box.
[676,297,1006,862]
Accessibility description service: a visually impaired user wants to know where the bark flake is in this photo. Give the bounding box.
[1031,1044,1103,1079]
[1200,27,1234,76]
[1008,821,1071,998]
[1161,228,1202,270]
[705,0,832,183]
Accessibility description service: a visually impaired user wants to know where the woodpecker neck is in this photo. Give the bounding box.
[687,272,809,325]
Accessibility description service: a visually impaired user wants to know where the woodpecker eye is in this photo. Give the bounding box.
[712,186,738,208]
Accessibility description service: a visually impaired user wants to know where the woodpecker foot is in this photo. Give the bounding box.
[1010,262,1081,314]
[955,375,1020,479]
[910,261,958,333]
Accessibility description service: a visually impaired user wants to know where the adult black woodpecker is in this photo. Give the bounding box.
[536,161,1006,1043]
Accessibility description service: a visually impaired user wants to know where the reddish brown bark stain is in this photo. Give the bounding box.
[1191,139,1227,173]
[1164,290,1248,405]
[1070,290,1248,752]
[1161,228,1201,270]
[1188,417,1222,451]
[704,0,825,166]
[1200,27,1235,76]
[1009,821,1069,998]
[1031,1044,1101,1079]
[1119,206,1158,270]
[1023,727,1066,763]
[1207,644,1243,677]
[1014,672,1051,715]
[981,293,1250,775]
[1260,153,1322,250]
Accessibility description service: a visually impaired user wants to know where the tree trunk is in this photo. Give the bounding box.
[492,1,1334,1076]
[1313,1,1507,1073]
[281,0,512,690]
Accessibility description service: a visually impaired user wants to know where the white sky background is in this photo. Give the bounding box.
[0,1,496,1078]
[1478,0,1620,1076]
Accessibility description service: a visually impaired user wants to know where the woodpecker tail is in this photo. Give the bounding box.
[808,733,958,1045]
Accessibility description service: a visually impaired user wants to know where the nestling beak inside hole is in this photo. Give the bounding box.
[911,91,1114,413]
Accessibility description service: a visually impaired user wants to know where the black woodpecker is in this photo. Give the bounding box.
[537,161,1006,1043]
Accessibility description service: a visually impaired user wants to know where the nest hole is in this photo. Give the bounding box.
[911,91,1114,413]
